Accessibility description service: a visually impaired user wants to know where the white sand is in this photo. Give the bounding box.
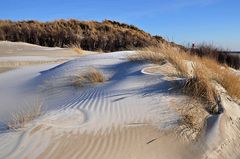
[0,50,184,158]
[0,41,96,73]
[0,42,239,159]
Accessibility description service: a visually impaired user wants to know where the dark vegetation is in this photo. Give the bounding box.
[190,44,240,69]
[0,19,163,52]
[0,19,239,69]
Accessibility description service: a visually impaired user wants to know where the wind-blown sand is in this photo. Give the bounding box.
[0,42,239,159]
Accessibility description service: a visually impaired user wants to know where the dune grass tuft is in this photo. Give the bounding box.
[72,68,106,87]
[160,46,190,77]
[181,64,217,110]
[6,100,43,130]
[84,68,106,83]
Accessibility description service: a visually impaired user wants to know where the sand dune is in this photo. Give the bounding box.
[0,43,239,159]
[7,125,195,159]
[0,41,95,73]
[0,51,185,158]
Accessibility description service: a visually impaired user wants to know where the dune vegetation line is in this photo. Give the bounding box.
[0,19,239,69]
[0,19,163,52]
[129,45,240,114]
[191,43,240,69]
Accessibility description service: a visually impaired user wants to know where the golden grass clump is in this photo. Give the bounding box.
[159,45,240,101]
[72,68,106,87]
[215,69,240,99]
[7,101,43,130]
[160,46,219,108]
[160,45,190,77]
[85,68,106,83]
[128,46,189,77]
[181,64,217,106]
[199,57,240,99]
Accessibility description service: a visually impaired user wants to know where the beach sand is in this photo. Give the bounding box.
[0,42,239,159]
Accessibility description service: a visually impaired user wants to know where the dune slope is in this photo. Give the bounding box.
[0,50,239,159]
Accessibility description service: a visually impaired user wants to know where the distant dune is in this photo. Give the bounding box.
[1,19,239,70]
[0,19,165,52]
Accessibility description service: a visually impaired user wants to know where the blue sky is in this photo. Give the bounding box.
[0,0,239,50]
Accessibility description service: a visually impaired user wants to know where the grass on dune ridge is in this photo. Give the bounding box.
[128,47,165,64]
[129,44,240,113]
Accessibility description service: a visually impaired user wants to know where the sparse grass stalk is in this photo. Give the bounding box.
[7,100,43,130]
